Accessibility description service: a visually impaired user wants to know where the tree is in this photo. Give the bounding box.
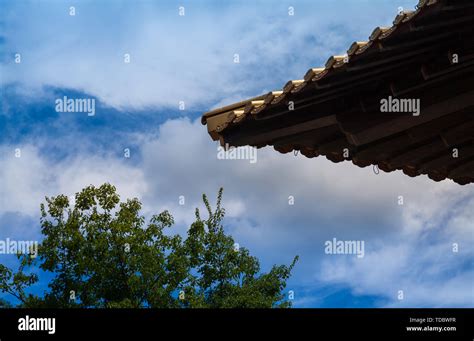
[0,184,298,308]
[0,298,12,308]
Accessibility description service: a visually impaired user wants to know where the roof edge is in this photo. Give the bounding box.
[201,94,267,125]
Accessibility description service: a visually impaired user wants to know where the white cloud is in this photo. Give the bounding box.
[319,195,474,307]
[0,145,147,217]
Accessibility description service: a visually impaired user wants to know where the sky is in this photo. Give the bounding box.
[0,0,473,308]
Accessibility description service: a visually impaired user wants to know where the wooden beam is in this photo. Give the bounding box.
[318,136,355,155]
[441,120,474,146]
[449,159,474,178]
[346,90,474,146]
[228,115,337,146]
[386,138,446,169]
[419,142,474,173]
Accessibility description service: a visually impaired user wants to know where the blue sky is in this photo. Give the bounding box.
[0,0,473,307]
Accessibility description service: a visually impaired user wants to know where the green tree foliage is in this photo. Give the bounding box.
[0,298,12,308]
[0,184,298,308]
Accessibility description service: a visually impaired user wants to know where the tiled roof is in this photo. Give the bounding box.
[202,0,474,185]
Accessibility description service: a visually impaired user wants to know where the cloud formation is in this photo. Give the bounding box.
[1,0,418,111]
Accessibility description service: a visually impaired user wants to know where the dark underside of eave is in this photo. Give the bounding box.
[204,0,474,185]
